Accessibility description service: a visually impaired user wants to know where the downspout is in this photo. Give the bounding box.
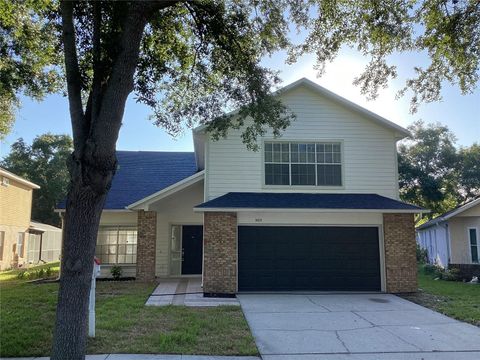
[445,223,451,268]
[38,232,44,263]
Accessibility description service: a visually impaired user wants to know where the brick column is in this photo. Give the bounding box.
[383,213,417,293]
[136,210,157,282]
[203,212,237,295]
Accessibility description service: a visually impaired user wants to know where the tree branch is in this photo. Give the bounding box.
[60,0,86,155]
[90,0,102,122]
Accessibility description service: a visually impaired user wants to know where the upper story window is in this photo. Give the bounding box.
[264,142,342,186]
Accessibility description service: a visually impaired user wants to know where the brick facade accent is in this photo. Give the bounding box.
[203,212,237,294]
[383,213,417,293]
[136,210,156,282]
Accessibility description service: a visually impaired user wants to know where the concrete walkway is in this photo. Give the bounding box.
[1,355,260,360]
[146,278,239,307]
[238,293,480,359]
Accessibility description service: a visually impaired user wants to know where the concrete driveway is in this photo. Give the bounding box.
[238,293,480,359]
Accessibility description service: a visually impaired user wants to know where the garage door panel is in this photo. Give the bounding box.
[238,226,381,291]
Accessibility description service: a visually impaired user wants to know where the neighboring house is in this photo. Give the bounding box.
[56,78,425,294]
[417,198,480,270]
[0,168,40,270]
[27,221,62,264]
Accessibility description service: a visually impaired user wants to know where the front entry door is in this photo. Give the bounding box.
[181,225,203,275]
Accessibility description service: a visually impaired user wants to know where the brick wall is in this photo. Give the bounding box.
[383,213,417,293]
[136,210,156,282]
[203,212,237,295]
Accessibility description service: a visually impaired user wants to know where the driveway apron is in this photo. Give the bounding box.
[238,293,480,359]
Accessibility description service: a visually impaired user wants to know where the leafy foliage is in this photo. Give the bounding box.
[110,265,122,280]
[457,143,480,199]
[398,121,479,220]
[1,1,478,140]
[1,134,72,226]
[0,0,62,138]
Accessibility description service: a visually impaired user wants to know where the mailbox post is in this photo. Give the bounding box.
[89,257,101,337]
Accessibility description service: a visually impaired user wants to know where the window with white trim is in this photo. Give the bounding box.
[264,142,342,186]
[17,232,25,258]
[0,231,5,261]
[95,226,137,264]
[469,228,478,263]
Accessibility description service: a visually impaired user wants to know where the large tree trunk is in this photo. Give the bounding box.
[50,2,154,358]
[50,160,111,359]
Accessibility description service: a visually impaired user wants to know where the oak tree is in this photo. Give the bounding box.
[1,1,478,359]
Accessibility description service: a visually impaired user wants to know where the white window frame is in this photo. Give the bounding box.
[17,232,25,258]
[95,226,138,265]
[0,231,5,261]
[468,227,479,264]
[262,140,344,189]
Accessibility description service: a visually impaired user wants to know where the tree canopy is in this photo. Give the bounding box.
[398,121,480,220]
[1,0,479,142]
[1,134,72,226]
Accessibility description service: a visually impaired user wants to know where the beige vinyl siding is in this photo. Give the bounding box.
[449,216,480,264]
[206,85,399,200]
[0,177,34,270]
[99,211,138,226]
[237,212,383,225]
[150,181,204,276]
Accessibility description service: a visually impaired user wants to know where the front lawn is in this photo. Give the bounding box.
[400,266,480,326]
[0,266,257,357]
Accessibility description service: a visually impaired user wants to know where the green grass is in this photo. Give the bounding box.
[0,261,60,281]
[0,273,257,357]
[400,265,480,326]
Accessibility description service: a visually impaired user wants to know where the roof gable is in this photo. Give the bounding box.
[417,198,480,230]
[277,78,410,138]
[193,77,410,139]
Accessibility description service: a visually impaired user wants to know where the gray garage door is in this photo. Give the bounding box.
[238,226,381,291]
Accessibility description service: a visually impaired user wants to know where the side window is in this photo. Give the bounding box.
[17,232,25,257]
[469,228,478,263]
[0,231,5,260]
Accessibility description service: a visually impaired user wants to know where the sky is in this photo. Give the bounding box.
[1,47,479,158]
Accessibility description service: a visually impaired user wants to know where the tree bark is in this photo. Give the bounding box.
[51,2,153,359]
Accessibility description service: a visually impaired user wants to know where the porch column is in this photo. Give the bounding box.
[203,212,237,295]
[136,210,157,282]
[383,213,417,293]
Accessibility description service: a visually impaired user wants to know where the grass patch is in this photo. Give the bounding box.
[400,265,480,326]
[0,278,257,357]
[0,261,60,282]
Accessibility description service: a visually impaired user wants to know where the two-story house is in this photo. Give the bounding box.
[0,168,40,270]
[57,78,425,294]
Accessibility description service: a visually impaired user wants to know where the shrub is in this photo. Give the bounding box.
[110,265,122,280]
[416,244,428,264]
[423,264,438,275]
[37,269,45,278]
[438,268,462,281]
[16,271,27,279]
[45,267,53,278]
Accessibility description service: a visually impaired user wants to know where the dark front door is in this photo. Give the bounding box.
[238,226,381,291]
[181,225,203,275]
